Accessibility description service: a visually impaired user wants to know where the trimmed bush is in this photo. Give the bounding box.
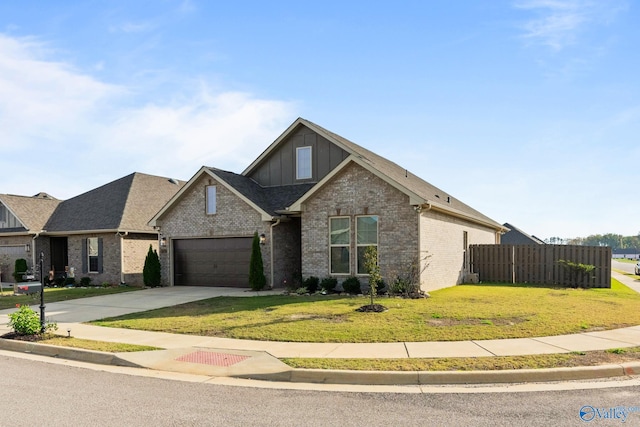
[302,276,320,293]
[249,232,266,291]
[342,276,361,295]
[143,245,162,287]
[8,305,57,335]
[80,276,92,287]
[13,258,28,282]
[320,277,338,293]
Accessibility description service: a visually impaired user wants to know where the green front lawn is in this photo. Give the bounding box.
[0,286,141,310]
[91,279,640,343]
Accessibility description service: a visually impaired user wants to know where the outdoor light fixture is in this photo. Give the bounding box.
[259,233,266,245]
[67,329,71,338]
[160,237,167,247]
[25,243,30,252]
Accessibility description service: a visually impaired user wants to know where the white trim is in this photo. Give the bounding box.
[206,185,217,214]
[329,216,351,275]
[355,215,379,275]
[296,146,313,180]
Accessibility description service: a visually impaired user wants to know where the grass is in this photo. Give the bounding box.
[281,346,640,371]
[34,334,161,352]
[0,286,141,310]
[91,278,640,343]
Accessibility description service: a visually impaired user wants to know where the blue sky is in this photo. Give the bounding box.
[0,0,637,240]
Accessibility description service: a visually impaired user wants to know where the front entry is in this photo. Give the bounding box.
[50,237,68,279]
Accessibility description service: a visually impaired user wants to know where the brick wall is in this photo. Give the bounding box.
[122,234,157,286]
[301,163,419,285]
[272,218,301,288]
[68,233,122,286]
[156,173,272,286]
[419,209,497,291]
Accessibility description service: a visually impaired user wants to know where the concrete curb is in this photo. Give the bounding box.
[2,337,639,385]
[255,362,640,385]
[0,338,143,368]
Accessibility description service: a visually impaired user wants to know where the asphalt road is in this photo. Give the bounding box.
[2,355,640,427]
[613,259,638,274]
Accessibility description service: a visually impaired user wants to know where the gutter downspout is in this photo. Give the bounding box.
[269,219,281,289]
[116,231,128,284]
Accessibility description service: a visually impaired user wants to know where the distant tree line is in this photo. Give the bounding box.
[545,233,640,251]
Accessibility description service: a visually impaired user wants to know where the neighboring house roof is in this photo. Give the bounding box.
[45,173,185,235]
[0,193,61,234]
[253,118,505,231]
[501,222,545,245]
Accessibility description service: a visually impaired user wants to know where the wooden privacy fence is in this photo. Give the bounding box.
[469,245,611,288]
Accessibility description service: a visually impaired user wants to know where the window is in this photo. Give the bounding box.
[206,185,217,214]
[296,146,312,180]
[330,217,350,274]
[88,237,99,273]
[356,215,378,275]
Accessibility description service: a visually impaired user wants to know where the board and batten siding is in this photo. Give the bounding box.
[248,127,349,187]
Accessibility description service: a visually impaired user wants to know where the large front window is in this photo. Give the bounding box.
[330,217,350,274]
[87,237,99,273]
[296,146,312,180]
[356,215,378,275]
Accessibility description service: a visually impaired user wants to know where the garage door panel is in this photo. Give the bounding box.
[173,238,252,287]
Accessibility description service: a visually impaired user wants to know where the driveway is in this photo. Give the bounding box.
[0,286,281,324]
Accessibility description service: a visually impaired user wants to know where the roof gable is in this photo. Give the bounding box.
[0,193,61,233]
[281,118,505,230]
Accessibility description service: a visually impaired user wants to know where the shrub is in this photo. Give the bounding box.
[64,277,76,287]
[376,279,387,295]
[342,276,361,295]
[389,276,421,297]
[248,232,266,291]
[79,277,92,287]
[320,277,338,293]
[13,258,28,282]
[143,245,162,287]
[8,305,57,335]
[302,276,320,293]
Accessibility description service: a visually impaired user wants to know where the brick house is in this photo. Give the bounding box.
[151,118,506,291]
[0,173,184,286]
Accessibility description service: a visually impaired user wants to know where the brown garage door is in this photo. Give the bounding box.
[173,237,253,287]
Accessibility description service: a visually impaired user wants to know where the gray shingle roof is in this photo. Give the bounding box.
[298,118,504,229]
[501,222,545,245]
[0,193,61,232]
[210,168,314,216]
[45,173,185,233]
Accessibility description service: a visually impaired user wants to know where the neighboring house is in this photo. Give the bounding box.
[0,173,184,286]
[0,193,61,282]
[500,223,545,245]
[151,118,506,292]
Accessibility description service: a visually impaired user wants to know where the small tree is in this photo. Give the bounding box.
[143,245,161,287]
[249,232,266,291]
[364,246,381,306]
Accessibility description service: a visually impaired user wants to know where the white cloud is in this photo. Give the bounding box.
[513,0,625,50]
[0,33,295,198]
[0,34,121,151]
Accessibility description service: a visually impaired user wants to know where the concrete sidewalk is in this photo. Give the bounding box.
[1,274,640,385]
